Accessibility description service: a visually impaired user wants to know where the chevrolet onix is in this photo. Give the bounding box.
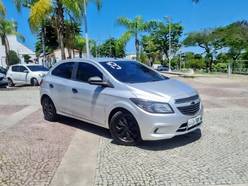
[40,58,203,145]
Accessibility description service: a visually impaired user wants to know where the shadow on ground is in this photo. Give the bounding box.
[137,129,202,151]
[56,115,202,151]
[58,115,112,139]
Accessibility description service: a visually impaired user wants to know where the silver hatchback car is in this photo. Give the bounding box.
[40,58,203,145]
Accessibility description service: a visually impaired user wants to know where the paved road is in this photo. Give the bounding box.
[0,76,248,186]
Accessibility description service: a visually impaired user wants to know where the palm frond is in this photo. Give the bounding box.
[29,0,52,32]
[0,0,6,16]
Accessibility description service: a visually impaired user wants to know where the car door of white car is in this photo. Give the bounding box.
[69,62,106,126]
[9,66,20,83]
[18,66,29,83]
[50,62,76,115]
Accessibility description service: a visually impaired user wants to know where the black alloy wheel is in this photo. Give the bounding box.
[110,110,141,146]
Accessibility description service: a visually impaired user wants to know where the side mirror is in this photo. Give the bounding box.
[88,76,112,87]
[24,70,29,73]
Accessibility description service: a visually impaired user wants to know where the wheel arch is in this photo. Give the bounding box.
[108,107,138,128]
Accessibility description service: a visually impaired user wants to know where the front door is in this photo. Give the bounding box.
[70,62,107,126]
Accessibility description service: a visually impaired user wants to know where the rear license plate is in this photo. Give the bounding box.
[188,115,202,128]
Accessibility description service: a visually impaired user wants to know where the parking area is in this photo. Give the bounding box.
[0,76,248,186]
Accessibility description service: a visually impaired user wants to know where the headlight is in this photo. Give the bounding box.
[130,98,174,114]
[39,74,45,77]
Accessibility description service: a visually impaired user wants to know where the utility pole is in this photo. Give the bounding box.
[83,0,90,58]
[165,16,172,72]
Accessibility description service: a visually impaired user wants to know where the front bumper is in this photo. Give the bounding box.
[135,103,204,141]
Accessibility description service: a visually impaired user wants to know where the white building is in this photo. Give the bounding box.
[0,35,36,68]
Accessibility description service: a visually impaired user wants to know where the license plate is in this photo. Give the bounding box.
[188,115,202,128]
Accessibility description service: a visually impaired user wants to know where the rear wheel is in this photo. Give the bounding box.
[41,96,57,122]
[110,110,141,146]
[8,78,15,87]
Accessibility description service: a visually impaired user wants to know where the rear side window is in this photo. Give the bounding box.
[76,63,103,82]
[12,66,19,72]
[19,66,28,72]
[52,62,75,79]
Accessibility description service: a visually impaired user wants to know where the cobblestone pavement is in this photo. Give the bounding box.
[1,77,248,186]
[95,77,248,186]
[0,87,77,186]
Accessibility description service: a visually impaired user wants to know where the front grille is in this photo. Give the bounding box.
[177,102,200,115]
[175,95,199,104]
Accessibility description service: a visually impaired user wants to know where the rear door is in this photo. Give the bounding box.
[10,66,20,83]
[49,62,76,115]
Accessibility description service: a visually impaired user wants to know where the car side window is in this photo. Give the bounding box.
[76,63,103,83]
[19,66,28,73]
[52,62,75,79]
[12,66,19,72]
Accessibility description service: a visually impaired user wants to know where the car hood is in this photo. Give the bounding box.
[127,78,198,101]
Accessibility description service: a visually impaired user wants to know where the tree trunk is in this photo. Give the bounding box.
[4,35,10,66]
[41,26,46,66]
[135,33,139,60]
[56,0,66,60]
[68,48,72,59]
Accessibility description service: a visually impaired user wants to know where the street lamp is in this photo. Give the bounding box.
[83,0,90,58]
[164,16,172,72]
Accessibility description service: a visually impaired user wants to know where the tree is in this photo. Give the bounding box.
[183,30,221,71]
[151,22,183,65]
[0,18,24,66]
[23,0,101,60]
[117,16,155,59]
[215,21,248,62]
[74,35,86,58]
[23,54,32,63]
[7,50,20,65]
[94,32,131,58]
[141,35,159,66]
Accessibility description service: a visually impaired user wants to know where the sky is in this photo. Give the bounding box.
[3,0,248,53]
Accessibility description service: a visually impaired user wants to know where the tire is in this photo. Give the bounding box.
[41,96,58,122]
[31,78,39,86]
[110,110,141,146]
[8,78,15,87]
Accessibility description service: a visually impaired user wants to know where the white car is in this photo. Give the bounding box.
[6,64,49,87]
[40,58,203,145]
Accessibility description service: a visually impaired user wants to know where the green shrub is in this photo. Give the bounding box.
[7,50,20,66]
[213,63,227,72]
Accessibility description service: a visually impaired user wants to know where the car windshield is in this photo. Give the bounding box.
[27,65,49,72]
[100,61,169,83]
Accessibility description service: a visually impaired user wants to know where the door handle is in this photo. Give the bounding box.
[49,84,54,88]
[72,88,78,94]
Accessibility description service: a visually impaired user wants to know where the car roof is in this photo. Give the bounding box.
[59,57,136,64]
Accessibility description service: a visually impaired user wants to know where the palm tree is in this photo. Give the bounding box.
[26,0,101,60]
[0,0,6,16]
[117,16,154,59]
[0,18,24,66]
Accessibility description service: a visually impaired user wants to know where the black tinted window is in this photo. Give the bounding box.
[19,66,28,72]
[12,66,19,72]
[52,62,75,79]
[27,65,49,72]
[76,63,103,82]
[100,61,168,83]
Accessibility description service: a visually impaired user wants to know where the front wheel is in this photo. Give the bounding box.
[31,78,39,86]
[41,96,58,122]
[110,110,141,146]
